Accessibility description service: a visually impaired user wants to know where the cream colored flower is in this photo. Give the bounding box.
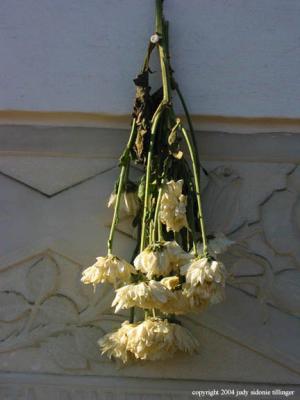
[159,179,188,232]
[134,241,191,279]
[112,280,175,313]
[98,320,135,364]
[99,318,199,363]
[159,290,191,314]
[179,257,226,309]
[108,190,139,217]
[159,285,216,315]
[134,244,171,278]
[127,318,199,361]
[157,273,210,315]
[182,282,225,307]
[195,233,234,257]
[81,255,136,288]
[161,284,223,314]
[166,240,193,268]
[160,276,180,290]
[181,257,226,287]
[209,233,234,254]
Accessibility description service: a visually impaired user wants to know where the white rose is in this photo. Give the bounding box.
[111,280,175,313]
[134,241,192,279]
[108,190,139,217]
[159,180,188,232]
[160,276,180,290]
[181,257,226,286]
[99,318,199,363]
[81,255,136,288]
[195,233,234,257]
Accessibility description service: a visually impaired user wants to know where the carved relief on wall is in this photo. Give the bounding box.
[201,164,300,318]
[0,158,299,378]
[0,250,123,371]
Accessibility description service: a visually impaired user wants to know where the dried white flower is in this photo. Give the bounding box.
[181,257,226,287]
[195,233,234,257]
[160,276,180,290]
[159,180,188,232]
[159,290,191,315]
[182,282,225,307]
[99,318,199,363]
[98,320,135,364]
[112,280,175,313]
[209,233,234,254]
[108,190,139,217]
[81,255,136,288]
[155,275,209,315]
[134,241,192,279]
[134,244,171,279]
[179,256,226,308]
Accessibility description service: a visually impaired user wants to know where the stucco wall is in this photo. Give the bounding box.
[1,0,300,117]
[0,1,300,399]
[0,126,299,399]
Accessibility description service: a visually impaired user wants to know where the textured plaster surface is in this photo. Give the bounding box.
[1,0,300,117]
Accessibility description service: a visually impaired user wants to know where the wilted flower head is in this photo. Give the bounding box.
[179,256,226,309]
[195,233,234,257]
[159,179,188,232]
[209,233,234,254]
[108,190,139,217]
[112,280,175,313]
[99,318,199,363]
[134,241,191,279]
[181,257,226,287]
[155,275,209,315]
[160,276,180,290]
[81,255,136,288]
[158,284,214,315]
[182,282,225,307]
[98,320,135,364]
[158,290,191,314]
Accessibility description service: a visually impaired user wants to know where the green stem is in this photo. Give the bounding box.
[144,0,172,247]
[140,1,172,251]
[107,119,136,254]
[158,220,163,242]
[140,111,163,251]
[174,84,202,172]
[129,307,135,324]
[156,0,171,103]
[180,125,208,256]
[153,184,163,242]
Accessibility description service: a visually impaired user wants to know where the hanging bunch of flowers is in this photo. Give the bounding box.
[81,0,232,364]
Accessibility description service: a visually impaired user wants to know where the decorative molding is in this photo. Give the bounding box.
[0,373,298,400]
[0,161,299,383]
[1,125,300,163]
[0,249,121,372]
[0,156,116,196]
[0,128,300,389]
[1,111,300,133]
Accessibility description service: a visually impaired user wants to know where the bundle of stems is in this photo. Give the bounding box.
[81,0,228,364]
[109,0,207,272]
